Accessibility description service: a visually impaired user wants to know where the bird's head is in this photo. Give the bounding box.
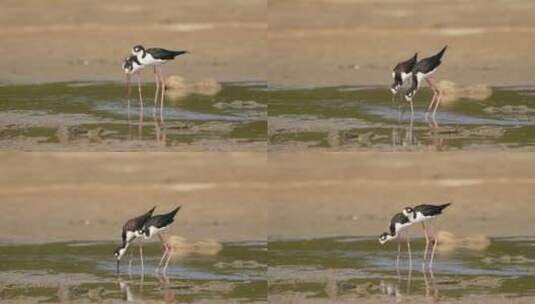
[132,45,145,55]
[114,246,127,261]
[404,89,415,102]
[378,232,393,245]
[122,57,133,74]
[390,83,401,95]
[402,207,415,220]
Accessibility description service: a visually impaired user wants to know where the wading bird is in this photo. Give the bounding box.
[141,206,182,273]
[391,53,418,96]
[122,55,145,108]
[131,45,189,120]
[402,203,451,267]
[114,206,156,274]
[404,46,448,117]
[379,212,414,270]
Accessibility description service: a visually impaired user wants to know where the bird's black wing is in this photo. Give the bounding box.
[394,53,418,74]
[144,206,181,229]
[413,46,447,74]
[123,206,156,232]
[414,203,451,216]
[389,212,409,235]
[147,48,188,60]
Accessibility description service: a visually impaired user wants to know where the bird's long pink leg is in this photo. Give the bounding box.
[157,233,169,272]
[396,234,401,275]
[163,243,174,273]
[138,74,144,139]
[422,222,430,263]
[429,223,439,269]
[153,66,160,107]
[158,65,166,123]
[406,233,412,270]
[427,77,442,116]
[138,243,144,275]
[425,78,438,114]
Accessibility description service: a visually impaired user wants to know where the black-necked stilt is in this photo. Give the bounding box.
[141,206,182,273]
[402,203,451,267]
[114,206,156,274]
[122,55,145,107]
[379,212,413,270]
[391,53,418,96]
[404,46,448,117]
[122,55,146,135]
[131,45,189,119]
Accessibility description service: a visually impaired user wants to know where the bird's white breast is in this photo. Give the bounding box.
[125,231,138,243]
[401,72,411,82]
[411,212,433,223]
[138,53,164,66]
[395,221,411,234]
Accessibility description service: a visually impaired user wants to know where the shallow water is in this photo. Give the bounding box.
[268,236,535,301]
[0,241,267,303]
[268,86,535,151]
[0,82,267,151]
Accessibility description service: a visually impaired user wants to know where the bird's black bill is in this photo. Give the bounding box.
[116,260,120,274]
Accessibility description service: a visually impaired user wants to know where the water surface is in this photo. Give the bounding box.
[268,86,535,151]
[0,241,267,303]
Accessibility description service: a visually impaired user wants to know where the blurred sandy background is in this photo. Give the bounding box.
[268,0,535,87]
[0,153,269,242]
[0,0,265,84]
[1,152,534,243]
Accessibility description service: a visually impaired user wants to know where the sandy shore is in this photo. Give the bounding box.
[0,153,269,243]
[0,152,534,243]
[0,0,265,84]
[268,0,535,87]
[2,1,535,87]
[267,152,535,240]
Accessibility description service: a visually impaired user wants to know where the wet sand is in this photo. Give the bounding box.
[1,152,534,243]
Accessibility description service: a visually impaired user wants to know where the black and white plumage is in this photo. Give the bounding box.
[141,206,182,273]
[122,55,146,112]
[114,206,156,273]
[132,45,189,66]
[404,46,448,116]
[379,212,413,244]
[402,203,451,224]
[141,206,181,239]
[402,203,451,268]
[131,45,189,121]
[379,212,414,270]
[390,53,418,95]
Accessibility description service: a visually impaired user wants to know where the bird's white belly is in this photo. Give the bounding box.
[125,231,140,243]
[147,226,167,238]
[139,53,164,66]
[395,222,412,234]
[417,69,436,82]
[401,72,411,82]
[412,212,433,223]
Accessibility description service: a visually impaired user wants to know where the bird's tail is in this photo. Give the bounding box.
[147,206,156,216]
[168,206,182,218]
[436,45,448,59]
[438,202,451,210]
[172,50,189,57]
